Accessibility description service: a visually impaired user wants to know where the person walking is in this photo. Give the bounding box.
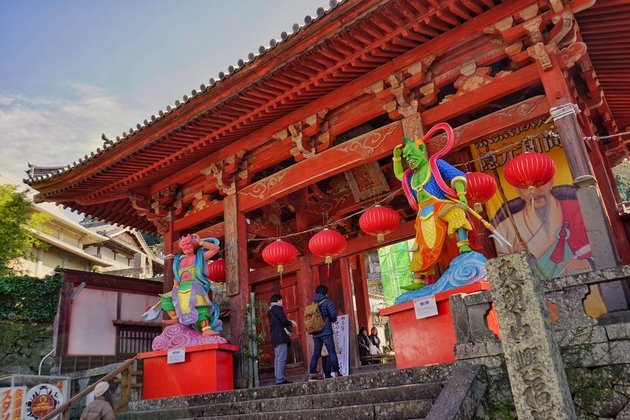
[80,382,116,420]
[268,294,296,385]
[308,285,342,380]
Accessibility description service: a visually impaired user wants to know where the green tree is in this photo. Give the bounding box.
[613,161,630,202]
[0,184,50,275]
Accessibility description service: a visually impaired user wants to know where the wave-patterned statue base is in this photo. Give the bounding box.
[152,323,227,351]
[395,251,487,304]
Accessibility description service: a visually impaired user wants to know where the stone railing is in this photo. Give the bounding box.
[450,253,630,419]
[451,262,630,364]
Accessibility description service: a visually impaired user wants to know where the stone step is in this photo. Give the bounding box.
[121,383,440,419]
[191,400,432,420]
[126,363,454,416]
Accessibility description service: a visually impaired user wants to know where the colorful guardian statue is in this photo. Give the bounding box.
[151,234,227,350]
[393,123,487,303]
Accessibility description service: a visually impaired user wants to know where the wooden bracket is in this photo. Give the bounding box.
[371,70,421,119]
[527,42,553,71]
[281,110,331,162]
[379,55,436,110]
[128,185,181,233]
[207,152,246,196]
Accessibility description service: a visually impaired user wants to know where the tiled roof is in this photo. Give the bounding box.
[25,0,343,185]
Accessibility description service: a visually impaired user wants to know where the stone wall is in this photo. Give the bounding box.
[0,321,54,374]
[451,255,630,419]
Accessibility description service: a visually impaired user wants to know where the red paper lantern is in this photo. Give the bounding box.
[465,172,498,212]
[504,152,556,190]
[262,239,298,274]
[207,258,226,283]
[309,228,346,264]
[359,205,400,243]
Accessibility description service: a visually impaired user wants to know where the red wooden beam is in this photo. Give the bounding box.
[173,200,224,232]
[422,64,541,126]
[238,121,403,212]
[426,95,550,155]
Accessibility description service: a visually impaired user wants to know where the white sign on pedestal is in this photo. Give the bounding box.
[167,348,186,364]
[413,295,439,319]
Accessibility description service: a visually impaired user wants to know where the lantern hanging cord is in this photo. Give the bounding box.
[584,131,630,142]
[247,187,403,242]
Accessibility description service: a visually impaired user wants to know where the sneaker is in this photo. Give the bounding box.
[308,374,324,381]
[330,372,344,378]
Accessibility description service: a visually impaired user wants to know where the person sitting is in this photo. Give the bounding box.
[369,326,381,354]
[357,326,371,365]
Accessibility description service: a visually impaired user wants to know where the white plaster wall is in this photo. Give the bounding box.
[120,293,156,322]
[67,288,118,355]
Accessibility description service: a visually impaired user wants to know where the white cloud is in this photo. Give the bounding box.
[0,84,146,184]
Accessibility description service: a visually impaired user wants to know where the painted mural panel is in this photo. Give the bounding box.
[470,120,606,316]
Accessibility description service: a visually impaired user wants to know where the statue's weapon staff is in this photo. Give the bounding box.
[447,198,513,250]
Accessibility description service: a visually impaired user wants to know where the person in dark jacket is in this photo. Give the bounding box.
[369,326,381,353]
[357,326,371,365]
[80,382,116,420]
[308,285,342,380]
[268,294,296,385]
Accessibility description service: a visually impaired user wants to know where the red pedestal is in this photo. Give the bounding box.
[138,343,239,399]
[379,281,498,369]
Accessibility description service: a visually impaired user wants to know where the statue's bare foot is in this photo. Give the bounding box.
[162,318,179,326]
[203,329,219,336]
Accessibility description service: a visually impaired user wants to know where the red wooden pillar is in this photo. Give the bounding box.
[224,193,249,388]
[352,254,371,332]
[162,215,176,294]
[295,189,315,370]
[340,256,360,368]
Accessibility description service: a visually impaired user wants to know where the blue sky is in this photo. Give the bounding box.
[0,0,326,184]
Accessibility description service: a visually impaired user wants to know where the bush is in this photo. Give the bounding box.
[0,270,63,323]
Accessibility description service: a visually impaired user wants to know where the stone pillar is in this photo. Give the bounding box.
[486,252,576,419]
[550,105,628,310]
[535,50,628,310]
[224,193,249,388]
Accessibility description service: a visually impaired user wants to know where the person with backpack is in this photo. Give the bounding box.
[306,285,342,380]
[268,294,297,385]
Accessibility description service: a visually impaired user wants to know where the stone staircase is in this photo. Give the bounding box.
[119,363,486,420]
